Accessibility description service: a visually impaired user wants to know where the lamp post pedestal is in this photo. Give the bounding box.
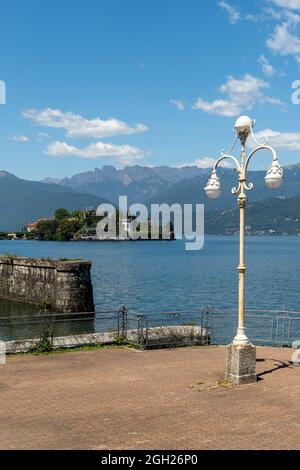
[225,343,257,385]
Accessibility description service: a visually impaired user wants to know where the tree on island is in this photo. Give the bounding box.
[29,207,175,241]
[54,208,70,221]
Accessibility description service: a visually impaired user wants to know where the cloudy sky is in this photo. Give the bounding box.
[1,0,300,179]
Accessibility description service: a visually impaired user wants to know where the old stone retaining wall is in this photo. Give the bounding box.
[0,257,95,313]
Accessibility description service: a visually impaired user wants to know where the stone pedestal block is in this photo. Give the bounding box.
[225,343,257,385]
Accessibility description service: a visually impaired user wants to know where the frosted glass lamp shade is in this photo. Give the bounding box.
[265,161,283,189]
[204,171,221,199]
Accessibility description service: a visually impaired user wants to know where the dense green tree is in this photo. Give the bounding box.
[30,207,175,241]
[15,232,24,238]
[54,208,69,221]
[71,209,85,220]
[55,219,82,241]
[35,220,59,240]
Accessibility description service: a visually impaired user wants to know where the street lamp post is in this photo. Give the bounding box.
[204,116,283,384]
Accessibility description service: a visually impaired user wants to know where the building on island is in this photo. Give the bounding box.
[26,218,51,233]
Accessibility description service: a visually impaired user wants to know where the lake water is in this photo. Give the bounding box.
[0,236,299,316]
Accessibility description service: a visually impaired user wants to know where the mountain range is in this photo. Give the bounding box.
[41,164,300,210]
[0,163,300,233]
[42,165,206,206]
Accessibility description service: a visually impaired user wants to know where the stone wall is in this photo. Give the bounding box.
[0,257,95,313]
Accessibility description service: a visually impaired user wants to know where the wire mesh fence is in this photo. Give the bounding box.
[0,307,209,353]
[130,310,210,349]
[0,308,130,353]
[208,308,300,347]
[1,306,300,353]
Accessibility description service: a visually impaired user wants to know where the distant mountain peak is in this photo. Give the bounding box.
[0,170,17,178]
[41,177,61,184]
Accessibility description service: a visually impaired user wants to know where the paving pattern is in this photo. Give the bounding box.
[0,346,299,450]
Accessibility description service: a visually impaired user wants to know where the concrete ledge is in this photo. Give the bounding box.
[4,326,209,353]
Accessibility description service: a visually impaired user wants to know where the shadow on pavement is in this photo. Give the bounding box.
[257,358,293,380]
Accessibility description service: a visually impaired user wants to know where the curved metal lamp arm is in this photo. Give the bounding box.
[250,124,269,147]
[213,154,242,196]
[241,145,278,193]
[221,134,239,158]
[213,154,241,173]
[245,145,277,174]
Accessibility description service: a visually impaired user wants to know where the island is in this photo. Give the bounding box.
[0,208,175,242]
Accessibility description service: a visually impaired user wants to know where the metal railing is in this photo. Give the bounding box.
[0,307,210,353]
[1,307,300,353]
[132,310,210,349]
[208,308,300,347]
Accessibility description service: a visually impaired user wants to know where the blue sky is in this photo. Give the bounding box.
[1,0,300,180]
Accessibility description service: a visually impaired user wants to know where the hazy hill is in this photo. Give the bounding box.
[205,195,300,235]
[0,171,109,231]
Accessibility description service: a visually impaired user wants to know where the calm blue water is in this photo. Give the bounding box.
[0,236,299,315]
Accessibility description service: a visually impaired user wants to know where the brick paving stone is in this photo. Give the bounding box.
[0,346,299,450]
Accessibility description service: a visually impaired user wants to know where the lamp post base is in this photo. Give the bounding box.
[225,343,257,385]
[233,327,250,347]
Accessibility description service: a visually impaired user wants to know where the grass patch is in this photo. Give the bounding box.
[59,258,84,262]
[189,378,234,392]
[2,252,18,261]
[217,379,233,389]
[9,339,141,356]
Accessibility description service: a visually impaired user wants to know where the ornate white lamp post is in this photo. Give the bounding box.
[204,116,283,384]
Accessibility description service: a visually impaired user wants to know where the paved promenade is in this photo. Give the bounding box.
[0,346,299,450]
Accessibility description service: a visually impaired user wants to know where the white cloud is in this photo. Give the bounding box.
[265,5,300,24]
[267,23,300,55]
[218,1,241,24]
[285,10,300,23]
[179,157,234,169]
[170,99,185,111]
[269,0,300,10]
[245,14,259,22]
[192,74,281,117]
[44,141,148,166]
[249,128,300,150]
[219,74,266,96]
[258,55,277,77]
[8,135,30,142]
[192,98,240,117]
[37,132,49,141]
[23,108,148,139]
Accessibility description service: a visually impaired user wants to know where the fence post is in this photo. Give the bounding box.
[201,307,210,345]
[137,314,148,349]
[121,306,128,340]
[145,315,149,349]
